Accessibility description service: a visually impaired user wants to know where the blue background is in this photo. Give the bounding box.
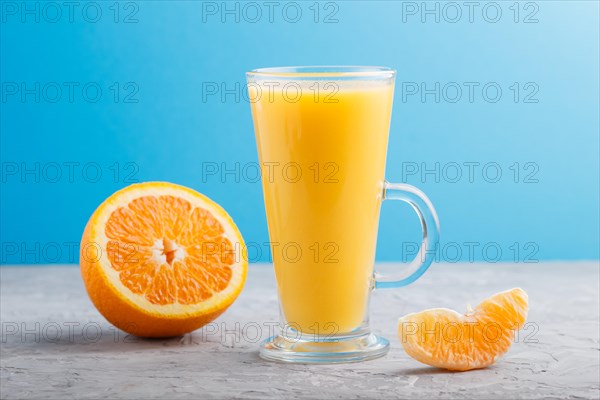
[1,1,599,264]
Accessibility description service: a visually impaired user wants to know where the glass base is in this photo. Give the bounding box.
[259,331,390,364]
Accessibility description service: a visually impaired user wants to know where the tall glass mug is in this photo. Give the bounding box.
[246,66,440,363]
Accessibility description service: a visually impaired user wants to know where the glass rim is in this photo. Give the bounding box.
[246,66,396,79]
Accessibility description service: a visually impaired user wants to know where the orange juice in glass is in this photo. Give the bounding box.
[247,67,440,363]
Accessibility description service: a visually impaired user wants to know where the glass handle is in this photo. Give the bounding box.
[374,181,440,289]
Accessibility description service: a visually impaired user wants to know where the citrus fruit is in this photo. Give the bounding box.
[398,288,528,371]
[80,182,247,337]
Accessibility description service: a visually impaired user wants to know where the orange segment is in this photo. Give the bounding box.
[80,182,247,337]
[398,288,528,371]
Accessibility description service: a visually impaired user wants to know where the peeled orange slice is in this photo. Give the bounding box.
[398,288,528,371]
[80,182,247,337]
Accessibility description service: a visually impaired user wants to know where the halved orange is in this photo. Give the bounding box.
[80,182,247,337]
[398,288,528,371]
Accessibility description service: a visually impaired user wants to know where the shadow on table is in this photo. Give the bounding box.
[398,366,463,375]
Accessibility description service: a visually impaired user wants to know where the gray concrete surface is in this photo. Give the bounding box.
[1,262,599,399]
